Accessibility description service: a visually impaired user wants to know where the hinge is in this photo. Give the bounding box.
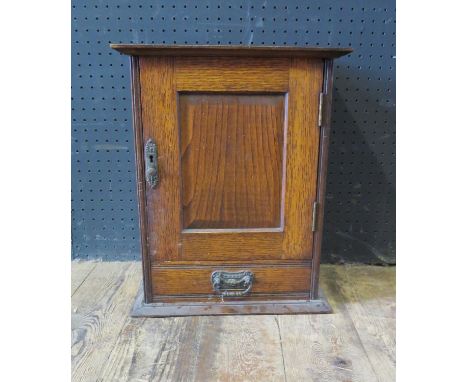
[318,92,324,127]
[312,201,319,232]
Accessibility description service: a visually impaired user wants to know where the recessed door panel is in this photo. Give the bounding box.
[179,93,285,229]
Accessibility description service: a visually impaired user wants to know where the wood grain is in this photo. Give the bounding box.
[311,59,334,299]
[180,93,285,229]
[200,316,287,381]
[176,58,321,262]
[139,56,323,267]
[136,302,328,316]
[130,56,153,302]
[135,53,327,308]
[155,258,311,266]
[139,57,181,262]
[97,313,175,381]
[109,315,285,381]
[282,58,323,259]
[111,43,353,59]
[70,261,97,296]
[335,266,396,381]
[279,266,380,382]
[71,262,140,382]
[175,57,289,91]
[151,265,311,296]
[134,285,330,315]
[148,294,312,304]
[180,231,286,261]
[71,262,394,382]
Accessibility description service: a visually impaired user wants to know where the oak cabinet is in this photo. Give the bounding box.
[110,45,352,316]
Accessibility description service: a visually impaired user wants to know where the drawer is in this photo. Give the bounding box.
[151,265,311,299]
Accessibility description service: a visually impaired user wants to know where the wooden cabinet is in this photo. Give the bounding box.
[110,45,352,316]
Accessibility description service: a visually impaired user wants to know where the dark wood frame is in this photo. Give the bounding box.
[119,45,352,316]
[130,56,153,303]
[131,284,332,317]
[311,59,334,299]
[112,44,352,59]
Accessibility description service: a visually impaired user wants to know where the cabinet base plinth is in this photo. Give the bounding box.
[131,284,332,317]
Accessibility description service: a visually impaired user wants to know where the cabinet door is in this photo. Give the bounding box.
[138,56,323,263]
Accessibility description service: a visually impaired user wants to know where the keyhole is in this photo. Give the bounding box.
[149,155,153,163]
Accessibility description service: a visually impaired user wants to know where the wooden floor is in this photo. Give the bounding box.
[71,262,395,382]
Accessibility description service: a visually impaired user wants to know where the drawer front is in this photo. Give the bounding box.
[151,265,311,299]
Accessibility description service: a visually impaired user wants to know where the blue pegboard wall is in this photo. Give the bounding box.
[72,1,395,263]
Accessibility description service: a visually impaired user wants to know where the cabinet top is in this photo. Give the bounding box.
[110,44,352,59]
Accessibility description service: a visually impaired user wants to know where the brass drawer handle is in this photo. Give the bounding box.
[144,139,159,188]
[211,271,254,297]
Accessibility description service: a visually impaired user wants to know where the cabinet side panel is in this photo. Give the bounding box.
[139,57,181,262]
[282,58,323,259]
[311,59,334,298]
[130,56,152,302]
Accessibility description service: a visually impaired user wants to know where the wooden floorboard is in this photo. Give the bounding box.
[71,262,396,382]
[335,265,396,382]
[278,266,379,382]
[71,261,98,296]
[71,262,140,382]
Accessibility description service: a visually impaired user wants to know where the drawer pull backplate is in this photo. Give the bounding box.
[211,270,254,297]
